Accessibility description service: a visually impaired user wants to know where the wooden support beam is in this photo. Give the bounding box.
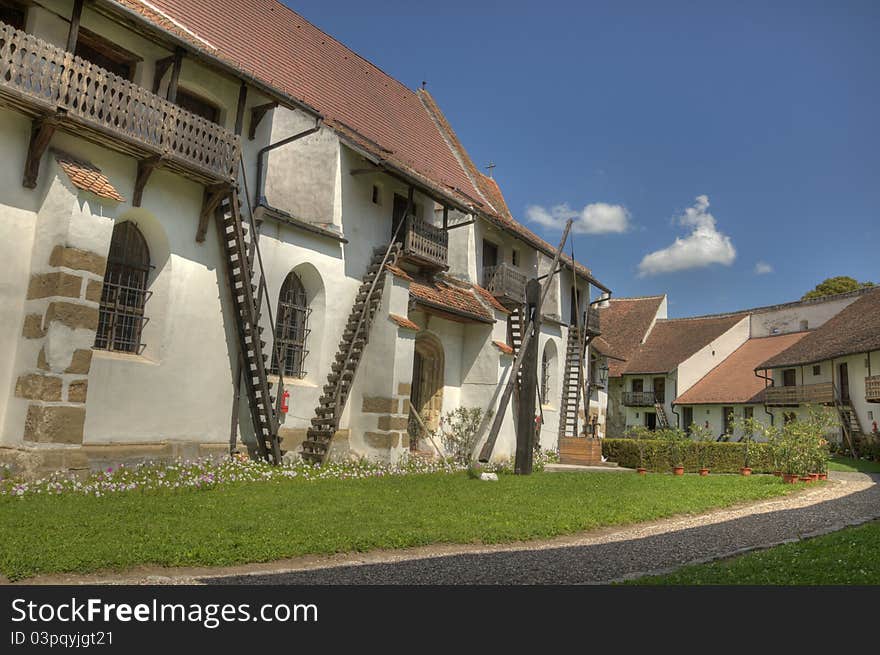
[444,219,475,231]
[166,48,184,104]
[66,0,84,53]
[22,117,58,189]
[515,279,541,475]
[233,83,248,137]
[249,102,277,140]
[442,205,449,230]
[152,55,174,94]
[197,185,228,242]
[132,156,162,207]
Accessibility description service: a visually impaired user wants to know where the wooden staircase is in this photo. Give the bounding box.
[216,189,282,463]
[654,403,670,429]
[559,326,588,439]
[301,242,402,464]
[835,400,862,457]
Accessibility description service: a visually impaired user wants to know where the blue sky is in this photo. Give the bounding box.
[283,0,879,317]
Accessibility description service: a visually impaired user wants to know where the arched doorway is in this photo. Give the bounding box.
[408,333,444,451]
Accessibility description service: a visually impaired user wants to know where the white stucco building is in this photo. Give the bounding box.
[0,0,610,475]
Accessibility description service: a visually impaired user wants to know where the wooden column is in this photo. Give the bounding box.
[515,278,542,475]
[234,83,248,136]
[166,48,184,104]
[66,0,84,53]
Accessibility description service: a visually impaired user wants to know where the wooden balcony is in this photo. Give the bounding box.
[866,376,880,403]
[483,263,527,306]
[401,216,448,269]
[764,382,835,406]
[584,306,601,336]
[622,391,659,407]
[0,22,240,185]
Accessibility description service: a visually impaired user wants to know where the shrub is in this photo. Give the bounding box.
[433,407,491,464]
[602,438,774,473]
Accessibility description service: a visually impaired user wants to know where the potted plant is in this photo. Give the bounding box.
[691,422,713,476]
[661,428,688,476]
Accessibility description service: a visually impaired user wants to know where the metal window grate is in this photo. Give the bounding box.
[541,349,550,404]
[94,222,151,354]
[271,272,311,378]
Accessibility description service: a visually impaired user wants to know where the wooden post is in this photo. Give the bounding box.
[234,83,248,136]
[515,278,542,475]
[66,0,84,53]
[166,48,184,104]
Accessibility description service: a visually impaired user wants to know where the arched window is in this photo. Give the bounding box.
[272,272,311,378]
[541,342,558,405]
[541,348,550,404]
[94,222,151,353]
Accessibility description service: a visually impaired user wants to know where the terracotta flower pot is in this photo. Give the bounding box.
[740,467,752,476]
[818,473,828,481]
[782,473,798,484]
[637,467,647,475]
[800,476,813,483]
[772,471,782,477]
[673,466,684,476]
[809,473,820,482]
[699,468,709,476]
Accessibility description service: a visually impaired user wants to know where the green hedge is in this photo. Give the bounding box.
[602,438,774,473]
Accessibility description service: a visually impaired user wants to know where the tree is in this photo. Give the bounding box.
[802,276,874,300]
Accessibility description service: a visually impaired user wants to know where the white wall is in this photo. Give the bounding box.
[750,294,865,337]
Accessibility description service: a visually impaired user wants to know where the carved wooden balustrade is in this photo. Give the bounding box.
[402,216,448,268]
[764,382,835,406]
[483,263,527,304]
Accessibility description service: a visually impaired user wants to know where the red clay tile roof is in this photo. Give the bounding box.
[409,277,494,323]
[675,333,809,405]
[388,313,419,331]
[385,264,413,282]
[472,283,511,315]
[116,0,483,209]
[596,296,665,377]
[54,151,125,202]
[591,335,626,362]
[757,287,880,369]
[624,314,748,375]
[493,340,514,355]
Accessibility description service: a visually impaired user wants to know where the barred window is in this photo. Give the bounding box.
[540,349,550,404]
[271,272,311,378]
[94,222,151,354]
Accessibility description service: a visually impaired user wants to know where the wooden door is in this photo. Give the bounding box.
[839,362,850,402]
[653,377,665,404]
[645,412,657,431]
[682,406,693,433]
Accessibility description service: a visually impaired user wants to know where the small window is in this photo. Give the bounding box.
[0,0,26,31]
[74,28,140,81]
[371,185,380,205]
[812,365,821,376]
[271,272,311,378]
[512,249,520,267]
[782,369,797,387]
[771,327,780,335]
[800,320,809,331]
[94,222,151,354]
[176,88,220,124]
[540,349,550,405]
[631,379,644,393]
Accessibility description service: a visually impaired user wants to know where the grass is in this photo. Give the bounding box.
[827,455,880,474]
[0,472,795,581]
[630,520,880,585]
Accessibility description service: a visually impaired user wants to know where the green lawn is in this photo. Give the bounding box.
[0,472,794,581]
[828,456,880,474]
[630,520,880,585]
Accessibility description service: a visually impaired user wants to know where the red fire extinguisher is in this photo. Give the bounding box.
[280,389,290,414]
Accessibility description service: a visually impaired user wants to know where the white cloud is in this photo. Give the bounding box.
[525,202,630,235]
[637,195,736,277]
[754,261,774,275]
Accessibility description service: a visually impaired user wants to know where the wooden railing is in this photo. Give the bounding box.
[866,376,880,402]
[622,391,658,407]
[0,22,239,182]
[483,263,527,302]
[403,216,448,268]
[764,382,835,406]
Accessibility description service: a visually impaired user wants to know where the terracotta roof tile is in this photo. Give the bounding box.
[675,333,810,405]
[472,283,511,315]
[53,151,125,202]
[385,263,413,281]
[493,340,514,355]
[409,277,494,323]
[757,288,880,369]
[624,314,748,375]
[590,335,626,362]
[388,313,419,331]
[596,296,665,377]
[119,0,483,209]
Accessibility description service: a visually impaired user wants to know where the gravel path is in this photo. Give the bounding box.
[200,472,880,585]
